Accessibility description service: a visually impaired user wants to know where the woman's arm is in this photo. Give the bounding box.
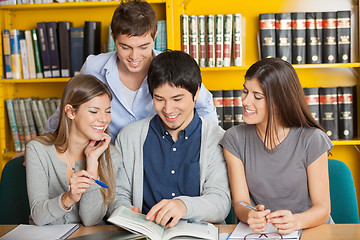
[268,151,331,234]
[224,148,270,232]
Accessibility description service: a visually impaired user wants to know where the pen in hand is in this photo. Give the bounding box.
[237,201,257,211]
[72,168,109,189]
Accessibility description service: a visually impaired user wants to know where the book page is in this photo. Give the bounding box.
[0,224,80,240]
[163,220,218,240]
[229,222,300,239]
[108,206,165,240]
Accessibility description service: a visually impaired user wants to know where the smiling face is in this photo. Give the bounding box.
[241,78,268,131]
[113,32,155,75]
[153,83,199,138]
[68,94,111,142]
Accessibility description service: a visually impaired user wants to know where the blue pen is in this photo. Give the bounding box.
[72,168,109,189]
[238,200,257,211]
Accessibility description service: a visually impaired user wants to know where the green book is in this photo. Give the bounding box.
[31,29,44,78]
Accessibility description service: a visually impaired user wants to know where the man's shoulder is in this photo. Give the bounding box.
[81,52,116,74]
[118,116,154,138]
[200,117,225,140]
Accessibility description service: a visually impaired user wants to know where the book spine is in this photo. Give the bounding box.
[223,14,233,67]
[70,27,84,76]
[322,12,337,63]
[198,15,206,67]
[206,15,215,67]
[25,30,37,79]
[337,86,355,139]
[337,11,351,63]
[306,12,321,64]
[49,98,57,114]
[303,87,320,123]
[30,99,44,135]
[291,12,306,64]
[12,99,26,151]
[37,22,52,78]
[233,89,244,125]
[215,14,224,67]
[84,21,101,62]
[107,25,116,52]
[189,15,199,64]
[319,87,338,140]
[46,22,61,77]
[210,90,223,128]
[315,12,323,63]
[19,98,32,143]
[158,20,167,51]
[222,90,234,130]
[43,98,52,118]
[19,37,30,79]
[58,21,72,77]
[31,29,44,78]
[24,98,38,138]
[181,15,190,54]
[259,13,276,59]
[2,29,12,79]
[233,13,242,66]
[37,99,49,126]
[5,99,21,152]
[275,13,292,63]
[9,29,23,79]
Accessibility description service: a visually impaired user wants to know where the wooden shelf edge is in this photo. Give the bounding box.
[0,78,70,83]
[0,0,165,10]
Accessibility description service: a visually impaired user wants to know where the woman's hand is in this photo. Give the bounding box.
[84,133,111,175]
[247,205,271,232]
[267,210,299,234]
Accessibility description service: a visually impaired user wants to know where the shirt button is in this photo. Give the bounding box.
[162,136,165,139]
[173,147,176,151]
[185,136,188,140]
[165,132,169,135]
[171,170,175,174]
[171,193,175,197]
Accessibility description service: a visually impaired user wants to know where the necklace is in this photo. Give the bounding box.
[65,151,76,172]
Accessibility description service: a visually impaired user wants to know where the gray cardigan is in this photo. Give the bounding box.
[114,116,231,223]
[26,141,122,226]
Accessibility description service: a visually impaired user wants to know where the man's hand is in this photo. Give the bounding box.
[146,199,187,227]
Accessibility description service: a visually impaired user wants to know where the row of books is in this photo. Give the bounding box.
[181,14,244,68]
[0,0,113,5]
[6,97,60,152]
[211,86,357,140]
[107,20,167,53]
[260,11,351,64]
[2,21,102,80]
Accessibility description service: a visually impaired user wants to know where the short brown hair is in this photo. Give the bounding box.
[111,0,157,40]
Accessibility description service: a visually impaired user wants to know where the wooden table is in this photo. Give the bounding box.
[1,223,360,239]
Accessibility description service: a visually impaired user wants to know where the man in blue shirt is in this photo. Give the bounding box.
[45,0,217,141]
[114,50,230,227]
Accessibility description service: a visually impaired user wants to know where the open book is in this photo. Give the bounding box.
[229,222,301,239]
[107,206,218,240]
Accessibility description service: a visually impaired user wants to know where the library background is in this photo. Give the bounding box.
[0,0,359,215]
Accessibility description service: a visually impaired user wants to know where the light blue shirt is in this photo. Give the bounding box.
[45,51,218,142]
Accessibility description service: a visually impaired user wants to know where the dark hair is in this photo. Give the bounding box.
[244,58,324,148]
[147,50,202,99]
[111,0,157,40]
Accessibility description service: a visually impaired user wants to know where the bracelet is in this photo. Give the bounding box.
[61,194,71,210]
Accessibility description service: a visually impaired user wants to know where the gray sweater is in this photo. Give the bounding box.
[26,141,122,226]
[114,116,231,223]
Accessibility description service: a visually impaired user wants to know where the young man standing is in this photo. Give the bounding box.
[114,50,230,227]
[45,0,217,141]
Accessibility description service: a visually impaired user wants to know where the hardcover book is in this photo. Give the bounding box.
[206,15,215,67]
[31,29,44,78]
[337,86,356,139]
[2,29,12,79]
[233,13,243,66]
[107,206,218,240]
[18,98,32,143]
[223,90,234,130]
[215,14,224,67]
[275,12,292,63]
[322,12,337,63]
[233,89,244,125]
[19,36,30,79]
[12,98,26,151]
[223,14,233,67]
[211,90,223,127]
[70,27,84,76]
[319,87,338,140]
[9,29,23,79]
[84,21,101,62]
[58,21,72,77]
[30,99,44,135]
[306,12,322,64]
[303,87,320,123]
[46,21,61,77]
[189,15,199,64]
[259,13,276,59]
[25,30,37,79]
[198,15,206,67]
[337,11,351,63]
[37,22,52,78]
[5,99,21,152]
[181,15,190,54]
[291,12,306,64]
[24,98,38,138]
